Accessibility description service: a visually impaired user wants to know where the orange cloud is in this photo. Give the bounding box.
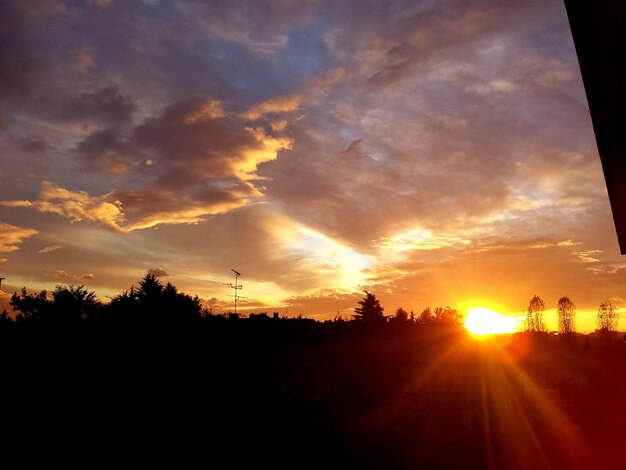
[242,93,307,120]
[38,245,63,254]
[184,99,224,124]
[0,222,38,253]
[35,181,126,232]
[234,127,293,179]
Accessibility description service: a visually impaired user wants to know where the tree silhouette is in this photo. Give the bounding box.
[10,285,99,323]
[434,306,459,325]
[52,285,101,321]
[417,307,433,324]
[557,296,576,335]
[526,295,545,333]
[353,291,385,322]
[10,288,51,322]
[105,274,202,322]
[596,301,618,336]
[390,307,409,324]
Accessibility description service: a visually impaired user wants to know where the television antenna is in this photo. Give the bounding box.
[223,269,244,315]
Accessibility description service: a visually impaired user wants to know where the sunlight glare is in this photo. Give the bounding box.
[465,307,518,337]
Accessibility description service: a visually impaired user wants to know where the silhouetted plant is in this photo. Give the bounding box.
[596,301,618,336]
[557,296,576,335]
[390,307,409,323]
[353,291,385,322]
[416,307,433,324]
[52,285,101,321]
[526,295,545,333]
[10,288,51,322]
[105,274,202,322]
[0,310,13,327]
[434,306,460,325]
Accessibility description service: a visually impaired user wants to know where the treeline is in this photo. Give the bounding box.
[1,276,464,332]
[1,273,203,326]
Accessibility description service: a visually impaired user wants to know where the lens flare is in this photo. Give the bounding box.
[465,307,518,337]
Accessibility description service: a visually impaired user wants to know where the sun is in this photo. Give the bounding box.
[464,307,518,337]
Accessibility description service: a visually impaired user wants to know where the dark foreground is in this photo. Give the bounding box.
[3,319,626,469]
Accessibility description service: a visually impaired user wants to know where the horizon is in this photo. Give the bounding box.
[1,0,624,333]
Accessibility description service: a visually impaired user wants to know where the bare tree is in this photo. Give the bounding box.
[597,301,618,335]
[526,295,545,333]
[557,296,576,335]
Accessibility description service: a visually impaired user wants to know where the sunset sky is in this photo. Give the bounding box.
[0,0,622,331]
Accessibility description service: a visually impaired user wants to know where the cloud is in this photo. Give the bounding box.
[60,85,136,124]
[75,127,138,175]
[147,267,169,278]
[575,250,602,264]
[133,97,293,184]
[105,185,254,231]
[20,137,54,153]
[73,44,95,74]
[1,180,256,234]
[52,270,69,280]
[5,181,126,232]
[0,1,66,98]
[0,201,34,208]
[38,244,63,254]
[465,79,519,95]
[242,94,307,120]
[4,93,294,233]
[179,0,315,56]
[0,222,38,253]
[46,270,95,282]
[242,68,344,121]
[184,99,224,124]
[86,0,112,8]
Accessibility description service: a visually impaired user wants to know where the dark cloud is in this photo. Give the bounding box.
[133,97,291,187]
[0,1,66,98]
[20,137,54,154]
[60,85,136,125]
[11,96,291,231]
[76,127,138,175]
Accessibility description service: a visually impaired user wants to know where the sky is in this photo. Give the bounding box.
[0,0,623,331]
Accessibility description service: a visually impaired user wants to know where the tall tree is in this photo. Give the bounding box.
[353,291,385,322]
[597,301,618,335]
[557,296,576,335]
[526,295,545,333]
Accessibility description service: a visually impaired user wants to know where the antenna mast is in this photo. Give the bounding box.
[225,269,242,315]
